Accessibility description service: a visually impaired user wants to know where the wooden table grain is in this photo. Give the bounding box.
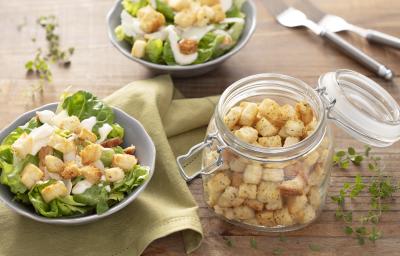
[1,0,400,255]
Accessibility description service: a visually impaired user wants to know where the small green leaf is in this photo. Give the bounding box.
[344,226,353,235]
[308,243,321,252]
[250,238,257,249]
[223,237,234,247]
[272,248,284,255]
[336,151,346,157]
[348,147,356,155]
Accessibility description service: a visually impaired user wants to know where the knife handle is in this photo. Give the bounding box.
[321,30,393,80]
[366,29,400,50]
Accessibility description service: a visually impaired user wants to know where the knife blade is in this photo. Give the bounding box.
[263,0,393,80]
[295,0,400,50]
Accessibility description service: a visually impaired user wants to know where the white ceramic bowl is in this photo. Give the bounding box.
[0,103,155,225]
[106,0,257,77]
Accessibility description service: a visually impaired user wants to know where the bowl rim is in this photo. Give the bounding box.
[0,102,156,225]
[106,0,257,70]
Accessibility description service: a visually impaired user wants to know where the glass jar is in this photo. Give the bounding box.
[177,70,400,232]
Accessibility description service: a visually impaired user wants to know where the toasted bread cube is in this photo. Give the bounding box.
[292,204,316,224]
[262,168,284,182]
[304,151,320,168]
[44,155,64,173]
[278,127,289,138]
[274,207,294,226]
[169,0,192,11]
[213,205,224,215]
[112,153,138,170]
[256,211,276,226]
[281,104,297,120]
[308,164,325,186]
[80,144,102,165]
[131,39,147,58]
[59,116,81,132]
[279,175,305,196]
[283,136,300,147]
[234,126,258,144]
[78,127,97,143]
[223,208,235,220]
[60,162,80,179]
[217,186,239,208]
[258,135,282,148]
[257,181,282,210]
[256,117,278,137]
[48,134,75,154]
[207,172,231,193]
[283,120,305,137]
[211,4,226,23]
[308,186,321,210]
[207,189,222,206]
[287,195,308,214]
[295,101,314,125]
[40,181,68,203]
[81,165,102,184]
[238,183,257,199]
[258,99,286,127]
[245,199,264,211]
[239,102,258,126]
[232,197,245,207]
[231,172,243,187]
[229,158,247,173]
[105,167,125,183]
[233,205,255,220]
[21,163,44,189]
[243,164,262,184]
[305,117,317,132]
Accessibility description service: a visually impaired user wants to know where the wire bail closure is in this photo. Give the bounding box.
[176,132,227,181]
[315,86,336,117]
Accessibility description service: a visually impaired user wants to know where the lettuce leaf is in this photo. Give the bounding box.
[226,0,246,18]
[1,117,41,146]
[228,22,245,42]
[122,0,148,17]
[100,148,114,167]
[155,0,174,21]
[145,39,164,64]
[112,165,149,193]
[114,25,134,45]
[107,123,125,139]
[0,154,38,194]
[193,32,225,64]
[61,91,114,134]
[29,180,89,218]
[162,41,176,65]
[73,185,109,214]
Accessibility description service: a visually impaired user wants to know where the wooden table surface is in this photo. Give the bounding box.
[1,0,400,255]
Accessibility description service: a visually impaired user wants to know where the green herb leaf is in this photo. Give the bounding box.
[308,243,321,252]
[344,226,353,235]
[250,238,257,249]
[223,237,234,247]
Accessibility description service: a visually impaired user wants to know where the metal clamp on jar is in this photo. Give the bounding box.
[177,70,400,232]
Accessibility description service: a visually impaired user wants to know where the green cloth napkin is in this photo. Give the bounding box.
[0,75,219,256]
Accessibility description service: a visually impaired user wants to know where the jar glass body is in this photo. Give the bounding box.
[201,74,334,232]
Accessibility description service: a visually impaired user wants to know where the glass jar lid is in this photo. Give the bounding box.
[318,69,400,147]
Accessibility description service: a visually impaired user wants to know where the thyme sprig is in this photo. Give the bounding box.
[331,146,398,245]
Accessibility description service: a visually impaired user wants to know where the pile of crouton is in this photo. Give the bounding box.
[203,98,331,228]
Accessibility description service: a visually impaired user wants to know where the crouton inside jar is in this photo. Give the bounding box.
[203,97,333,230]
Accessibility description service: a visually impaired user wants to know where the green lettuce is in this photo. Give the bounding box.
[61,91,114,134]
[100,148,115,167]
[162,41,176,65]
[29,180,89,218]
[112,165,149,193]
[73,185,109,214]
[1,117,41,146]
[226,0,246,18]
[145,39,164,63]
[114,25,133,44]
[228,22,245,42]
[155,0,174,21]
[107,123,125,139]
[193,32,225,64]
[122,0,148,17]
[0,154,38,194]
